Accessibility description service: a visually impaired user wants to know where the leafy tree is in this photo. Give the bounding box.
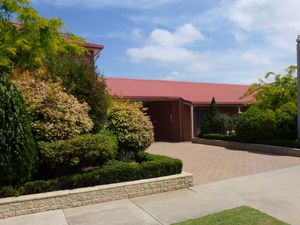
[242,65,297,110]
[0,73,37,185]
[1,0,110,131]
[0,0,85,73]
[239,65,297,140]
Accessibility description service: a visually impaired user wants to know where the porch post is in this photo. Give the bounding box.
[297,35,300,139]
[191,105,194,138]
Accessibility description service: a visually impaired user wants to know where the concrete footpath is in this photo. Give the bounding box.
[2,165,300,225]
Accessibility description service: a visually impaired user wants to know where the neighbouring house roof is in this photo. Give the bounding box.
[106,77,251,105]
[81,41,104,57]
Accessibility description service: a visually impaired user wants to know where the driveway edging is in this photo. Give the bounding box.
[192,138,300,157]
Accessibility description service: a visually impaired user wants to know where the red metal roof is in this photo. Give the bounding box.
[106,77,251,105]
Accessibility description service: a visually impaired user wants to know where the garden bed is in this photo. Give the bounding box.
[0,153,183,198]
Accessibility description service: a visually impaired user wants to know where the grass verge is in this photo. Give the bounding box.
[172,206,289,225]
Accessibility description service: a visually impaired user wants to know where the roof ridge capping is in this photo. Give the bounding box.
[105,76,250,86]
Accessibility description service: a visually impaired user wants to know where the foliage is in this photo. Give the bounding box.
[201,97,237,134]
[236,107,276,141]
[202,133,236,141]
[0,0,85,72]
[172,206,288,225]
[13,72,93,141]
[0,153,182,197]
[107,100,154,154]
[47,57,110,131]
[238,65,297,141]
[242,65,297,110]
[0,74,37,185]
[38,131,118,174]
[274,102,297,140]
[201,97,218,134]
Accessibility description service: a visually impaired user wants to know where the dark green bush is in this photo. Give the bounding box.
[202,133,236,141]
[0,153,182,197]
[38,131,118,173]
[21,180,59,195]
[0,186,19,197]
[47,58,110,132]
[274,102,297,140]
[0,74,37,185]
[236,107,276,141]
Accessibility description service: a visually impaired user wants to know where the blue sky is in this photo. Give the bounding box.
[32,0,300,84]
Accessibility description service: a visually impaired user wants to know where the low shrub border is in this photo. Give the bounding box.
[201,133,300,149]
[192,137,300,157]
[0,153,182,198]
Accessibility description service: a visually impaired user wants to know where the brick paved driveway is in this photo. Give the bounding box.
[147,142,300,185]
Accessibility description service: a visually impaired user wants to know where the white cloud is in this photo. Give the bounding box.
[228,0,300,52]
[126,24,212,73]
[39,0,182,9]
[131,28,143,40]
[233,31,248,44]
[241,52,272,66]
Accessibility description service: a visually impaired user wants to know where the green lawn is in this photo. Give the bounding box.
[172,206,289,225]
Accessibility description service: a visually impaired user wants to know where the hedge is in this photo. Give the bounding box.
[202,133,235,141]
[38,131,118,175]
[0,153,182,197]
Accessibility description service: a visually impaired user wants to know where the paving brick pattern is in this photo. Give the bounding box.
[147,142,300,185]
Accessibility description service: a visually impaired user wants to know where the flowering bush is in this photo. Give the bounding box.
[107,100,154,154]
[13,72,93,141]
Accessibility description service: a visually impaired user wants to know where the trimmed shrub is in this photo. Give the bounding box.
[236,107,276,141]
[38,131,118,174]
[202,133,235,141]
[0,153,182,197]
[12,72,93,141]
[0,74,37,185]
[107,100,154,154]
[274,102,297,140]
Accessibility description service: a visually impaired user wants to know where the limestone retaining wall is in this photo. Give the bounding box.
[0,172,193,219]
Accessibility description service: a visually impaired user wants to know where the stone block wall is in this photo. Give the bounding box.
[0,172,193,219]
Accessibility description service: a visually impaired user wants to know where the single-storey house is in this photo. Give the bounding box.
[106,77,250,142]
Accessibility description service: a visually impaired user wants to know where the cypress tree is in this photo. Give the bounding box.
[0,74,37,185]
